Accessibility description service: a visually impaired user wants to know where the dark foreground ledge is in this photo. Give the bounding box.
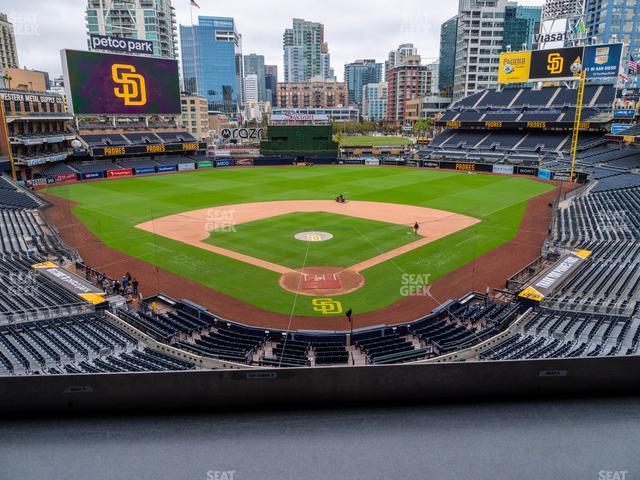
[1,355,639,416]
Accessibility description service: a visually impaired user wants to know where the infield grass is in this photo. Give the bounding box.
[206,211,415,269]
[44,166,554,316]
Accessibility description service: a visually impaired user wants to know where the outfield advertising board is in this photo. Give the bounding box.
[61,49,181,115]
[538,168,552,180]
[364,158,380,166]
[493,164,514,175]
[177,163,196,171]
[215,159,235,168]
[583,43,623,79]
[158,165,177,173]
[197,160,214,168]
[135,167,156,175]
[529,46,584,81]
[498,51,531,83]
[81,172,103,180]
[498,44,622,83]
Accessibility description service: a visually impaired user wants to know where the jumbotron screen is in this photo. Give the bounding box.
[61,49,181,115]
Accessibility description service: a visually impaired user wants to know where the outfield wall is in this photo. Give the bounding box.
[2,354,640,415]
[29,157,586,188]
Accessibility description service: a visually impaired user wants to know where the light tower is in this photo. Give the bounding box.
[539,0,587,48]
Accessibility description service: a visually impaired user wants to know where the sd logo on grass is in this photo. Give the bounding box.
[312,298,343,315]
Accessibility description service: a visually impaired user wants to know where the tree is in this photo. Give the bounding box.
[411,118,435,136]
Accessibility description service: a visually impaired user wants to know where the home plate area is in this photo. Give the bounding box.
[279,266,365,296]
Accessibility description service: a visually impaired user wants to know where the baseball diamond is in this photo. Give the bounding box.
[43,166,554,326]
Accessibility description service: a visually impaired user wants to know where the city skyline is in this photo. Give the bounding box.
[3,0,545,81]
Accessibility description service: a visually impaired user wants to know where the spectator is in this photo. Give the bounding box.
[132,278,139,295]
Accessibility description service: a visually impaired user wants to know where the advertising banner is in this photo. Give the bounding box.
[81,172,104,180]
[529,46,584,81]
[583,43,623,79]
[422,161,440,168]
[492,164,514,175]
[53,173,77,184]
[611,124,634,135]
[215,159,235,168]
[197,161,214,168]
[613,109,636,119]
[32,261,105,305]
[91,142,206,157]
[516,166,539,176]
[107,168,133,178]
[498,51,531,83]
[538,168,552,180]
[157,165,177,173]
[61,49,181,115]
[177,162,196,171]
[134,167,156,175]
[364,158,380,166]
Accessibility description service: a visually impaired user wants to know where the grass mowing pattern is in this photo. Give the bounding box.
[205,211,415,269]
[45,166,554,316]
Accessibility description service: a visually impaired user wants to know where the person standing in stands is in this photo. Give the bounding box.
[132,278,139,296]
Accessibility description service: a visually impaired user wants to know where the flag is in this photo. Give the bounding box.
[629,56,639,75]
[190,0,200,7]
[573,19,586,34]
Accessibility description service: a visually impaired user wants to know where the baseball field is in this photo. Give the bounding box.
[44,166,555,318]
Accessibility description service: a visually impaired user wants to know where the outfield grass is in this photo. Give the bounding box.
[338,135,413,147]
[45,167,554,316]
[206,211,415,269]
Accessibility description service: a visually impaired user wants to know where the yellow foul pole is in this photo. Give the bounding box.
[569,70,587,184]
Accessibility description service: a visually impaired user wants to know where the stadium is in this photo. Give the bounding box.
[3,40,640,417]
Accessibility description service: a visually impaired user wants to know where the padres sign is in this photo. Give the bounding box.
[312,298,343,315]
[112,64,146,106]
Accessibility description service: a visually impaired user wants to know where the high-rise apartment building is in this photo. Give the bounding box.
[386,55,430,123]
[439,16,458,96]
[385,44,417,80]
[276,78,347,109]
[585,0,640,85]
[502,5,542,52]
[283,18,333,82]
[265,65,278,106]
[180,16,243,114]
[0,13,19,68]
[361,82,388,121]
[344,59,383,106]
[243,53,266,102]
[85,0,178,59]
[244,74,259,102]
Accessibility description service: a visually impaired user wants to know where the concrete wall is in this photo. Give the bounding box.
[2,354,640,415]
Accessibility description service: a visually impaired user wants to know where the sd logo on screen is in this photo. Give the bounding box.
[111,64,147,106]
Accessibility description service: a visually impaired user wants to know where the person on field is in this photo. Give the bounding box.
[413,222,420,235]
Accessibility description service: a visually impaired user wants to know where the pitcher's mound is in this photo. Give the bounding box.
[279,266,365,296]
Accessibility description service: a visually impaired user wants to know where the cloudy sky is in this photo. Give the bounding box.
[4,0,544,80]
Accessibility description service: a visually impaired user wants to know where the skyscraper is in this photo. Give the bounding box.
[585,0,640,85]
[244,74,259,102]
[283,18,333,82]
[452,0,509,99]
[385,44,417,80]
[386,54,430,123]
[344,59,382,106]
[180,16,243,114]
[85,0,178,59]
[361,82,388,121]
[265,65,278,106]
[243,53,266,102]
[438,16,457,97]
[502,5,542,52]
[0,13,19,68]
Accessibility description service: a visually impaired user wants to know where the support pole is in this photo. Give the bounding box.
[569,70,586,184]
